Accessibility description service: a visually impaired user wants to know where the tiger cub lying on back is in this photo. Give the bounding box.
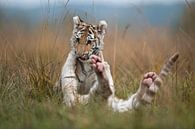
[58,16,179,112]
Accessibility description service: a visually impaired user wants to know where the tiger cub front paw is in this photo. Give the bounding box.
[90,55,104,73]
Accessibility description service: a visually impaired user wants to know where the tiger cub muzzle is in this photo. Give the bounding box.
[75,43,93,60]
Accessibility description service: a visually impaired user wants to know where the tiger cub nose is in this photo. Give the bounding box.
[76,44,90,55]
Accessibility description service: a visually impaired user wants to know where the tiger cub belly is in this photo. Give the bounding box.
[75,60,97,95]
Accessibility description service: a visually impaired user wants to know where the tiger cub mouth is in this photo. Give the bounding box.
[75,43,93,60]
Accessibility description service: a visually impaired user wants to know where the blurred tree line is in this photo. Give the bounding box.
[0,8,4,27]
[181,1,195,38]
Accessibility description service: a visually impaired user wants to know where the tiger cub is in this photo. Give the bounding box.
[58,16,179,112]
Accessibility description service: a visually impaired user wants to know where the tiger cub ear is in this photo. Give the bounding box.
[98,20,107,35]
[73,16,83,28]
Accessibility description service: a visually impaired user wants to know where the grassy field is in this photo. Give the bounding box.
[0,7,195,129]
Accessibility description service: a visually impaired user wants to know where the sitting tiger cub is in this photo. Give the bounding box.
[58,16,179,112]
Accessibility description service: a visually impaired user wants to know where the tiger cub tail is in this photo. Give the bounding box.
[159,53,179,80]
[141,53,179,103]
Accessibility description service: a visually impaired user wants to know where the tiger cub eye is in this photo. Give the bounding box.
[86,44,92,51]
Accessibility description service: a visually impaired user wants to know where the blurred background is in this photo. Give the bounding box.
[0,0,189,31]
[0,0,195,129]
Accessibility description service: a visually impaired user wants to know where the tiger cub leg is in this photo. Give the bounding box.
[61,77,78,107]
[61,77,92,106]
[60,50,84,107]
[90,55,115,99]
[135,72,162,106]
[105,71,162,112]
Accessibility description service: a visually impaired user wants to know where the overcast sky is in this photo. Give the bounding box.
[0,0,187,8]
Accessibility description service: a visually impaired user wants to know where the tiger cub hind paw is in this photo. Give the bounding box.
[142,72,158,88]
[136,72,161,103]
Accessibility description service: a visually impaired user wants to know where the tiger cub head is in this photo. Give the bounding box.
[71,16,107,60]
